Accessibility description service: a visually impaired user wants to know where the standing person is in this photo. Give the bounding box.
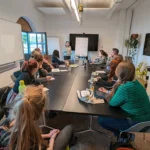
[64,41,72,60]
[106,48,120,70]
[6,85,74,150]
[98,61,150,136]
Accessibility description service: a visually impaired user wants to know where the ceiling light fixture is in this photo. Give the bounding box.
[71,0,81,23]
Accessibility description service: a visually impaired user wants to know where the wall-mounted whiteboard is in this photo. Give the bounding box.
[47,37,60,55]
[75,37,88,56]
[0,19,24,65]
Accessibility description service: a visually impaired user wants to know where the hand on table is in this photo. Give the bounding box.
[98,87,108,94]
[46,76,52,81]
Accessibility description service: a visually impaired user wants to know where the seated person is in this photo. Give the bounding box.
[1,86,73,150]
[98,61,150,136]
[52,50,66,65]
[31,51,49,76]
[92,50,108,66]
[32,48,54,72]
[106,48,119,70]
[114,54,124,62]
[96,59,121,88]
[43,54,54,72]
[6,59,51,105]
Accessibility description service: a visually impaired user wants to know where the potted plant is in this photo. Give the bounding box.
[125,34,139,64]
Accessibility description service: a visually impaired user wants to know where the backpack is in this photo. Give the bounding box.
[0,87,11,120]
[110,132,136,150]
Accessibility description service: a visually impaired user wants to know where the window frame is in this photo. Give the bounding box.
[22,31,47,54]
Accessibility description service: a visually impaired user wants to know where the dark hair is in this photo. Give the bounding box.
[99,50,108,57]
[53,50,60,58]
[113,48,119,54]
[108,59,121,80]
[32,52,43,62]
[21,59,38,74]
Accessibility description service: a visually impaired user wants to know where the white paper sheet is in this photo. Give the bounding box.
[95,71,106,74]
[52,69,60,72]
[75,37,88,56]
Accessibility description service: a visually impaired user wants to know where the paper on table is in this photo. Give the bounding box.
[50,77,55,80]
[59,65,66,68]
[90,98,105,104]
[70,64,79,68]
[77,90,105,104]
[52,69,60,72]
[60,70,68,72]
[95,71,106,73]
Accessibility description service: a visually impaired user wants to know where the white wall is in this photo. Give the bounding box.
[131,0,150,65]
[45,13,121,59]
[0,0,45,87]
[130,0,150,94]
[0,0,44,31]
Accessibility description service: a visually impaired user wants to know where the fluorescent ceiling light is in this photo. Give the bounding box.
[71,0,80,23]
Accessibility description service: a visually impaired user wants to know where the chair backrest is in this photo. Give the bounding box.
[13,70,21,78]
[11,70,21,82]
[11,74,16,82]
[122,121,150,133]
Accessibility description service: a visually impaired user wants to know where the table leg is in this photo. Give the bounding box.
[39,112,54,130]
[75,115,111,138]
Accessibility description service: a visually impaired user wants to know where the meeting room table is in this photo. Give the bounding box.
[43,60,128,134]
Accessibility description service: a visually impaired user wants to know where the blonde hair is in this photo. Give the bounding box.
[107,61,135,101]
[9,85,46,150]
[31,51,43,63]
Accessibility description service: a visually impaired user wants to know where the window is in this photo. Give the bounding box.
[22,32,47,54]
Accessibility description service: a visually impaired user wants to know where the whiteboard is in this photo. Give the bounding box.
[47,37,60,55]
[75,37,88,56]
[0,19,24,65]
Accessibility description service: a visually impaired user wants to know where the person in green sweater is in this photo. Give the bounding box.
[98,61,150,136]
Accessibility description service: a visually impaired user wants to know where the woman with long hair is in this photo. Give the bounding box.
[3,86,73,150]
[92,50,108,66]
[52,50,65,65]
[96,59,121,88]
[98,61,150,136]
[32,49,54,72]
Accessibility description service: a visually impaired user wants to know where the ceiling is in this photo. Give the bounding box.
[33,0,112,8]
[33,0,138,19]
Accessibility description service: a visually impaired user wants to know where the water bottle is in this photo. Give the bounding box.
[18,80,26,95]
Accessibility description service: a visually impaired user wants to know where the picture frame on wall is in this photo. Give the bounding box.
[143,33,150,56]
